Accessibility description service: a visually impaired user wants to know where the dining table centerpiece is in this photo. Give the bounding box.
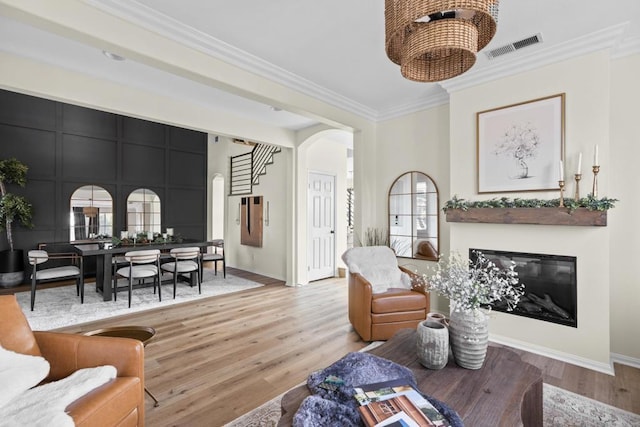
[425,250,524,369]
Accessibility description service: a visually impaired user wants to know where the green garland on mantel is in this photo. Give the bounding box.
[443,195,618,213]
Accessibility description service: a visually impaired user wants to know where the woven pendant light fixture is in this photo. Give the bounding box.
[385,0,499,82]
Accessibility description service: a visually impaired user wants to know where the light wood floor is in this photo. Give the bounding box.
[16,268,640,426]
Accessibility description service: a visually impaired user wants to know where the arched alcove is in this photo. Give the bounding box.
[69,185,113,241]
[211,174,225,240]
[126,188,161,235]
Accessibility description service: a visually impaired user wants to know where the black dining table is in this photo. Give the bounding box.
[75,239,214,301]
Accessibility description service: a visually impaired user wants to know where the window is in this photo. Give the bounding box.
[126,189,161,235]
[388,172,439,261]
[70,185,113,241]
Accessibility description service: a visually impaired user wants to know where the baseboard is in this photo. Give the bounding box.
[489,333,615,376]
[611,352,640,370]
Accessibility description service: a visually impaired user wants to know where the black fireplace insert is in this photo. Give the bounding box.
[470,248,577,327]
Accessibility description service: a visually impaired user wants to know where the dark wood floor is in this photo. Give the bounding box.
[5,267,640,426]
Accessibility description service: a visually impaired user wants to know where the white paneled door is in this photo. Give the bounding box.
[308,172,335,281]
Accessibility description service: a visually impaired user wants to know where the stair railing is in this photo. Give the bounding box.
[229,143,282,195]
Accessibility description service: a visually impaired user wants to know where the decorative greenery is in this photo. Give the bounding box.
[425,250,525,313]
[0,158,34,251]
[112,232,183,247]
[389,236,412,256]
[443,195,617,213]
[356,227,389,247]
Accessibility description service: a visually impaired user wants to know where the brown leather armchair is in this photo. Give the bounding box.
[0,295,145,427]
[342,246,429,341]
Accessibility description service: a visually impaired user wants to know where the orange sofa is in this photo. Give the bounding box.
[0,295,145,426]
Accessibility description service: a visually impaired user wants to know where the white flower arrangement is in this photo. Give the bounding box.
[424,250,524,313]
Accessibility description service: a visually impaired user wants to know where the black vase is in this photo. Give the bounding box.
[0,249,25,287]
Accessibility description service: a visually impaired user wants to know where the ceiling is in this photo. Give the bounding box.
[1,1,639,131]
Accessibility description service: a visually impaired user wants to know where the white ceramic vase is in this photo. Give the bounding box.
[427,312,448,326]
[416,320,449,370]
[448,308,489,370]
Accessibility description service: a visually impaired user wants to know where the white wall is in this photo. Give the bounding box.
[208,138,291,281]
[609,54,640,363]
[376,104,451,312]
[448,51,613,371]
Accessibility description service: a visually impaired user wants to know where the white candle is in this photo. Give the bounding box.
[594,145,599,166]
[559,160,564,180]
[577,153,582,174]
[166,228,174,237]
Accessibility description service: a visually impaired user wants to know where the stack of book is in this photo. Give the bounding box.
[353,378,450,427]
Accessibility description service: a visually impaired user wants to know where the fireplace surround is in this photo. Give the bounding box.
[471,249,577,328]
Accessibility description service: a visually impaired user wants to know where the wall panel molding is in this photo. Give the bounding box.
[0,89,207,268]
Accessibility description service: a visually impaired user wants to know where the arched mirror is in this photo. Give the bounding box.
[126,188,161,235]
[388,172,440,261]
[70,185,113,241]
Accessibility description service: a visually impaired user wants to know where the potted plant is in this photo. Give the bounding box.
[0,158,34,287]
[424,250,524,369]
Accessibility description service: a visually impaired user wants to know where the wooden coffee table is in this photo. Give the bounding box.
[82,326,159,407]
[279,329,543,426]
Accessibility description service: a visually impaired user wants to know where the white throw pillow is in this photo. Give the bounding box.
[0,343,50,408]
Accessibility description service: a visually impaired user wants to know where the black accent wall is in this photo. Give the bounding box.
[0,89,208,256]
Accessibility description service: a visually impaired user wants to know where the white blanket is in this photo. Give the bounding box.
[342,246,411,293]
[0,345,50,408]
[0,365,117,427]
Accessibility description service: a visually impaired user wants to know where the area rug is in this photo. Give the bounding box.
[225,378,640,427]
[543,383,640,427]
[16,270,263,331]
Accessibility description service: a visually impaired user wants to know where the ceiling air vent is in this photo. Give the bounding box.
[486,33,543,59]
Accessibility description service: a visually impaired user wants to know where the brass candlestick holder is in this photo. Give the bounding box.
[592,165,600,198]
[574,174,582,201]
[559,180,565,207]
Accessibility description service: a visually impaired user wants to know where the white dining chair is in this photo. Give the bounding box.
[161,247,201,298]
[28,250,83,311]
[114,249,162,308]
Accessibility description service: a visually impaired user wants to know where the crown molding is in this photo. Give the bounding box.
[440,23,629,94]
[376,90,450,121]
[84,0,379,121]
[81,2,637,122]
[612,36,640,58]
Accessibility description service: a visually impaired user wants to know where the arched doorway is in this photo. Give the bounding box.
[297,129,353,284]
[211,174,225,240]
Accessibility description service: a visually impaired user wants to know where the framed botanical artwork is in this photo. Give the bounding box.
[477,93,565,193]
